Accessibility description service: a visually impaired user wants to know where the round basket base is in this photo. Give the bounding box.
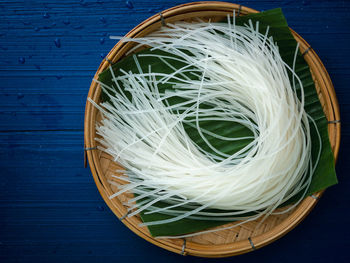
[84,2,340,258]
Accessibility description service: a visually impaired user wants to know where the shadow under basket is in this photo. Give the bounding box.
[84,1,341,258]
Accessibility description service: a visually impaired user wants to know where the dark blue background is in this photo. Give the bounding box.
[1,0,349,262]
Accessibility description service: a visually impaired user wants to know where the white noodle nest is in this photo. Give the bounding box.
[89,17,320,237]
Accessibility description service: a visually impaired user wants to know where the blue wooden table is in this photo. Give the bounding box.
[1,0,349,262]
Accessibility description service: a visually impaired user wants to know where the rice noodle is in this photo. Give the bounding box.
[89,16,321,238]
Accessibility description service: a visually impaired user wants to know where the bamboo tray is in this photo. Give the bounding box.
[84,1,341,257]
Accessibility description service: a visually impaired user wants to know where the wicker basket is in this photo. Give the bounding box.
[84,2,341,257]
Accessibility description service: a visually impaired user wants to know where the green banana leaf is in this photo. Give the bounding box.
[98,8,337,237]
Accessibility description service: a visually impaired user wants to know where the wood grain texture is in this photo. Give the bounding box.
[1,0,350,262]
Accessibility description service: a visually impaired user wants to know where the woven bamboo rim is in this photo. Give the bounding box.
[84,1,341,258]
